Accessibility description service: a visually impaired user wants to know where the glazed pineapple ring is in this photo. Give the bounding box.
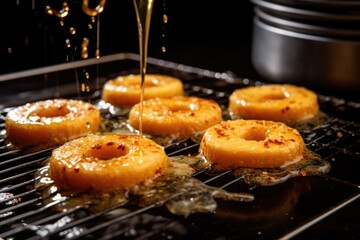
[229,84,319,122]
[128,96,222,140]
[102,74,184,107]
[200,120,304,169]
[5,99,101,148]
[49,134,168,192]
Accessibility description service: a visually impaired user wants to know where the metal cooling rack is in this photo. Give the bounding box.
[0,54,359,239]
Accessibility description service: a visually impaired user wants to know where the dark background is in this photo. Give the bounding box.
[0,0,258,80]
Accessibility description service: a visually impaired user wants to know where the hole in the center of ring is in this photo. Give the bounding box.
[264,92,287,100]
[88,143,127,160]
[34,106,70,118]
[244,128,267,141]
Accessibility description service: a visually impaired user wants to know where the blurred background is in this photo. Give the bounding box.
[1,0,359,101]
[0,0,256,77]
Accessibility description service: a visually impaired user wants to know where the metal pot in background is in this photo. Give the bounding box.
[250,0,360,92]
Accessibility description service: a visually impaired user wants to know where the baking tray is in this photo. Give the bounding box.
[0,53,359,239]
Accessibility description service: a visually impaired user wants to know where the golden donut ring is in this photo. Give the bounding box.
[49,134,168,192]
[102,74,184,107]
[228,84,319,122]
[5,99,101,148]
[200,120,304,169]
[128,96,222,140]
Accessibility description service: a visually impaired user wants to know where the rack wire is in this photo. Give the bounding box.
[0,56,359,239]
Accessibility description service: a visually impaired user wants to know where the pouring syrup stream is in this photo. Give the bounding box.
[133,0,155,149]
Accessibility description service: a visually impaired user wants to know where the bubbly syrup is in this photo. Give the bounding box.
[34,133,329,218]
[35,158,254,217]
[172,145,330,187]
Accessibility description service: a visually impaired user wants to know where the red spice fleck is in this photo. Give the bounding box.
[106,142,114,146]
[92,143,102,149]
[272,139,284,145]
[264,139,284,147]
[74,168,80,173]
[281,106,290,113]
[216,128,226,137]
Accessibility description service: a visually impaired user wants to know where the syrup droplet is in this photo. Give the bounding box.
[65,39,71,48]
[81,83,86,92]
[82,0,106,17]
[69,27,76,35]
[95,49,100,59]
[45,2,69,26]
[163,14,168,23]
[81,38,89,59]
[161,1,168,55]
[84,71,90,79]
[45,6,54,15]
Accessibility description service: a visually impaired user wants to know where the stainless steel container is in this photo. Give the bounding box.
[250,0,360,92]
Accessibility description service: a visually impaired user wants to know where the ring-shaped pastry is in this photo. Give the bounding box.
[102,74,184,107]
[49,134,168,192]
[128,96,222,140]
[200,120,304,169]
[5,99,101,148]
[228,84,319,122]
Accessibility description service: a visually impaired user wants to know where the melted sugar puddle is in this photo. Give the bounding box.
[34,141,329,218]
[172,147,330,187]
[35,157,254,217]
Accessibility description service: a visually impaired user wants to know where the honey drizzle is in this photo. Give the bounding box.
[133,0,155,150]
